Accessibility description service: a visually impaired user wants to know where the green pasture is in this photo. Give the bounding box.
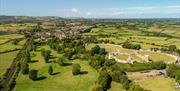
[0,51,18,77]
[138,76,180,91]
[14,46,98,91]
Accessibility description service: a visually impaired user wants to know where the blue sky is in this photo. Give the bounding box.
[0,0,180,18]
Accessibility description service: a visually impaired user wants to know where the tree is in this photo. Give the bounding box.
[41,48,46,56]
[122,42,141,50]
[104,59,116,67]
[57,57,67,66]
[32,45,37,51]
[21,62,29,75]
[29,69,38,81]
[25,51,31,62]
[98,69,112,90]
[99,48,107,55]
[64,51,73,60]
[42,50,51,63]
[12,39,18,45]
[90,84,104,91]
[111,70,127,83]
[168,45,177,51]
[72,64,81,75]
[90,45,100,56]
[89,55,105,69]
[128,83,147,91]
[48,66,53,75]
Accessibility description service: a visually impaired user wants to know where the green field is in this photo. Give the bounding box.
[0,34,24,40]
[0,42,22,52]
[0,34,25,52]
[108,82,126,91]
[14,46,98,91]
[137,76,180,91]
[1,18,180,91]
[0,51,19,77]
[0,23,36,32]
[84,26,180,49]
[117,54,129,60]
[139,51,176,62]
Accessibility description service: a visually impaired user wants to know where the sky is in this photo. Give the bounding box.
[0,0,180,18]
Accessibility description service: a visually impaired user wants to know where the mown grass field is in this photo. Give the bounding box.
[139,51,176,62]
[108,82,126,91]
[0,34,25,77]
[14,46,99,91]
[84,27,180,49]
[0,23,36,32]
[0,34,24,40]
[0,51,19,77]
[0,42,22,52]
[137,76,180,91]
[0,34,25,52]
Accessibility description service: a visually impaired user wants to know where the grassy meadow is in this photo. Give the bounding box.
[137,76,180,91]
[14,46,98,91]
[0,51,19,77]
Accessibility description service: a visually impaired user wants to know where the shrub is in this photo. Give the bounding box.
[72,64,81,75]
[90,84,104,91]
[48,66,53,75]
[122,42,141,50]
[57,57,67,66]
[21,62,29,75]
[29,69,38,81]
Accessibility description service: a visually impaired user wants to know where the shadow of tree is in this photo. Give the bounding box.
[50,56,56,59]
[79,71,88,75]
[29,60,38,63]
[64,63,72,66]
[52,72,60,75]
[31,53,36,57]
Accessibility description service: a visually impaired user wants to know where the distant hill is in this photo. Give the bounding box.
[0,16,66,23]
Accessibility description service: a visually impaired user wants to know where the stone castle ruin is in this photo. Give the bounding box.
[108,50,151,64]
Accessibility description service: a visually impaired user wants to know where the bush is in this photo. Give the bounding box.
[98,69,112,90]
[166,64,180,84]
[90,45,107,56]
[89,55,106,69]
[72,64,81,75]
[90,84,104,91]
[29,69,38,81]
[99,48,107,55]
[122,42,141,50]
[21,62,29,75]
[168,45,177,51]
[25,51,31,62]
[111,61,166,72]
[57,57,67,66]
[90,45,100,56]
[111,70,126,83]
[48,66,53,75]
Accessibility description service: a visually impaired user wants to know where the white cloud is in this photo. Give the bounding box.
[87,12,92,16]
[112,12,124,16]
[71,8,78,13]
[56,5,180,18]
